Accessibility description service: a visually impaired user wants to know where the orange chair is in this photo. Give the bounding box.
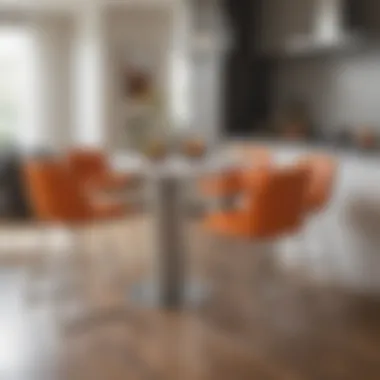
[67,148,138,194]
[203,166,309,239]
[24,159,129,223]
[203,166,309,280]
[23,157,137,329]
[200,146,273,198]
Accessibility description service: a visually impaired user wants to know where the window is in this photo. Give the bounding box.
[0,27,36,149]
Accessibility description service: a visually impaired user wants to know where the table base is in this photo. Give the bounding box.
[129,280,212,309]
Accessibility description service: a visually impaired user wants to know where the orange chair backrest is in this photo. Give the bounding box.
[23,159,91,223]
[299,155,337,211]
[219,167,242,189]
[245,166,309,238]
[67,148,108,183]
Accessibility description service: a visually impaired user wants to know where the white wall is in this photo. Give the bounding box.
[0,13,73,151]
[105,8,172,151]
[0,4,181,152]
[273,51,380,134]
[34,6,173,152]
[0,5,173,152]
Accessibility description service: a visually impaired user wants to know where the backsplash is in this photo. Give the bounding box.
[272,49,380,134]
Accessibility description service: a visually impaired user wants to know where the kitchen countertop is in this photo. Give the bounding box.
[225,137,380,158]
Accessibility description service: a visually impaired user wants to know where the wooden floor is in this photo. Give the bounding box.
[0,217,379,380]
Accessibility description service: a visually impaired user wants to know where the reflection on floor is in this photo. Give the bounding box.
[0,218,379,380]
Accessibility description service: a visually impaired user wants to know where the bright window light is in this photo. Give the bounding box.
[0,27,37,149]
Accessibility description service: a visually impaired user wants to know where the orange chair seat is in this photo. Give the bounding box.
[203,211,299,240]
[203,211,252,239]
[49,202,129,224]
[91,202,130,220]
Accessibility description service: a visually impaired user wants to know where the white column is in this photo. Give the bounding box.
[191,1,228,145]
[169,1,192,131]
[73,6,107,148]
[172,0,227,144]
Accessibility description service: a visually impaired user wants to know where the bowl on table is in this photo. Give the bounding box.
[181,138,207,160]
[144,141,169,161]
[355,126,378,151]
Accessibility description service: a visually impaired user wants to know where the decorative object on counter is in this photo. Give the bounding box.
[144,139,168,161]
[276,98,313,141]
[181,137,207,159]
[333,127,354,147]
[355,126,378,150]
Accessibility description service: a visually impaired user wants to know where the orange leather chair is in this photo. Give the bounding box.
[67,148,138,194]
[200,146,273,198]
[203,166,309,281]
[24,158,129,223]
[203,166,309,239]
[23,157,136,329]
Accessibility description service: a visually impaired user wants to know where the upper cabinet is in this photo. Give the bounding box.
[190,0,231,53]
[257,0,316,55]
[346,0,380,36]
[257,0,380,57]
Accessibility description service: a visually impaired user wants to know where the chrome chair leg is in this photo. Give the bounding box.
[62,219,136,334]
[24,226,48,303]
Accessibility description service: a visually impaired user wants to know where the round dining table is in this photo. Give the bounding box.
[112,152,238,309]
